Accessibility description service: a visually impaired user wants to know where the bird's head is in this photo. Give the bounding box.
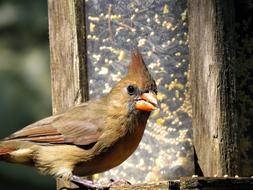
[108,49,158,115]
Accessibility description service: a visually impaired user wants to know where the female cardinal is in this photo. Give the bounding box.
[0,49,157,189]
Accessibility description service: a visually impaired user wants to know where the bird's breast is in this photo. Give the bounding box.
[73,122,147,176]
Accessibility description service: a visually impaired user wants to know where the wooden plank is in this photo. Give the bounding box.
[48,0,88,189]
[109,178,253,190]
[110,180,180,190]
[180,177,253,190]
[188,0,238,176]
[48,0,88,113]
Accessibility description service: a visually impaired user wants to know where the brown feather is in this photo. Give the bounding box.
[4,99,107,146]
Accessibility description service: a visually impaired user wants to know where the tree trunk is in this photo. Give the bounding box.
[48,0,88,189]
[188,0,238,176]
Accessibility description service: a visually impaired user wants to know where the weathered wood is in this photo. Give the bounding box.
[180,177,253,190]
[188,0,238,176]
[48,0,88,189]
[104,178,253,190]
[110,180,180,190]
[48,0,88,113]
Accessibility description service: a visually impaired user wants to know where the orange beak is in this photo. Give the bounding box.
[135,92,158,111]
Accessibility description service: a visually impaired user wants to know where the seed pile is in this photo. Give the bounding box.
[86,0,193,182]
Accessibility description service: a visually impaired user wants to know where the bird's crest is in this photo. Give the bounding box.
[127,49,153,87]
[128,49,147,72]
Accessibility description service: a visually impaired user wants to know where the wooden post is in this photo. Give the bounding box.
[48,0,88,189]
[188,0,238,176]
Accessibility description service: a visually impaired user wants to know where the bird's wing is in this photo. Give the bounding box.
[4,100,106,146]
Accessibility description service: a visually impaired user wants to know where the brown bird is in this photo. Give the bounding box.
[0,49,157,189]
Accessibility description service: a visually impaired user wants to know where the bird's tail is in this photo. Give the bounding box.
[0,142,14,160]
[0,147,13,155]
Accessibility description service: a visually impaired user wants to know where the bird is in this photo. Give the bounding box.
[0,49,158,189]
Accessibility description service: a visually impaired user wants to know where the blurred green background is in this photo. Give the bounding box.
[0,0,54,189]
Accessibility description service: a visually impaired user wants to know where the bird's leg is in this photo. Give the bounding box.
[70,175,110,190]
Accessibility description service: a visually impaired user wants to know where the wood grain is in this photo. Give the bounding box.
[110,180,179,190]
[188,0,238,176]
[48,0,88,113]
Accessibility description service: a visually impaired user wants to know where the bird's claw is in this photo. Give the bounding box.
[70,176,131,190]
[109,179,131,186]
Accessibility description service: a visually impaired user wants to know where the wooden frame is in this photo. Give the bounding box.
[47,0,251,189]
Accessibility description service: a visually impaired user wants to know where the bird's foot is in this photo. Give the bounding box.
[109,179,131,186]
[71,175,110,190]
[70,176,131,190]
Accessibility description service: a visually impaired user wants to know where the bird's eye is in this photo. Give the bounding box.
[127,85,136,95]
